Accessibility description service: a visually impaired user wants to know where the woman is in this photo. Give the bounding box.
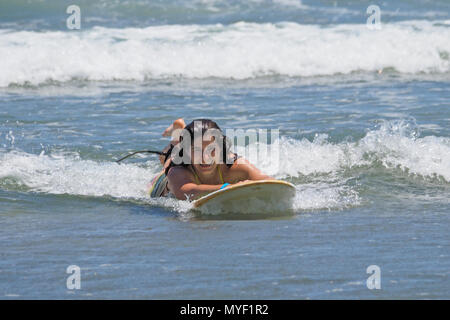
[149,118,272,200]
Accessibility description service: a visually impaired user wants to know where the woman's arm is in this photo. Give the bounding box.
[167,158,273,201]
[167,167,224,200]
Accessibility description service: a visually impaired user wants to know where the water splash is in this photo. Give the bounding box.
[0,120,448,214]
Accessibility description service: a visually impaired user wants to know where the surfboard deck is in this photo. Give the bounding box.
[192,180,296,215]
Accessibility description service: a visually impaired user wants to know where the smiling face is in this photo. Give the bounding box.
[191,138,219,175]
[179,119,226,179]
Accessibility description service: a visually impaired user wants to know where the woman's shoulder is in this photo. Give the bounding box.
[167,165,194,179]
[221,157,252,180]
[223,157,272,181]
[228,157,251,169]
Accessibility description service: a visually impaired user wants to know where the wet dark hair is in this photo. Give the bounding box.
[165,119,237,174]
[184,119,222,138]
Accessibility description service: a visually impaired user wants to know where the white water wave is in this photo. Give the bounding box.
[0,20,449,86]
[251,120,450,182]
[0,120,448,214]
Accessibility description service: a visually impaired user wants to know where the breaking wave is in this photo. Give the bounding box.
[1,20,449,87]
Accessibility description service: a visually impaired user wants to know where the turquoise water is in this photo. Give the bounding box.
[0,0,449,299]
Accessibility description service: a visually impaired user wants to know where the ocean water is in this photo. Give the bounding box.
[0,0,449,299]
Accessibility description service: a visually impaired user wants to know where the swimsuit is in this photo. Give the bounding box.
[149,151,238,198]
[189,165,225,185]
[149,165,225,198]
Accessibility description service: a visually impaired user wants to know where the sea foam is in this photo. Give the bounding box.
[259,120,450,182]
[0,20,449,87]
[0,121,448,213]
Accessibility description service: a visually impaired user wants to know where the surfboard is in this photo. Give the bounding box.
[192,180,296,215]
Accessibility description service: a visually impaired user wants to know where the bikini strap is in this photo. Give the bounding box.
[189,165,224,184]
[217,165,224,184]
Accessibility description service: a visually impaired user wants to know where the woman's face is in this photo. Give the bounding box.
[191,138,220,175]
